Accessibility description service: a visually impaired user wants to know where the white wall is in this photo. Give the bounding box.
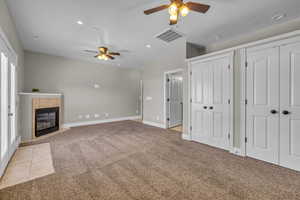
[142,38,187,132]
[24,51,141,124]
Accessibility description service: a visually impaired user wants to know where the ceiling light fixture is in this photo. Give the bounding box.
[272,13,286,21]
[77,20,83,25]
[170,14,178,22]
[180,5,189,17]
[97,54,108,60]
[146,44,151,48]
[168,3,178,16]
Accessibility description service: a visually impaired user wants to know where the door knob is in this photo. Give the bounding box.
[282,110,290,115]
[203,106,207,109]
[270,110,278,114]
[209,106,214,110]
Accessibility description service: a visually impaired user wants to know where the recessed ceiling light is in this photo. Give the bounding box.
[146,44,151,48]
[77,20,83,25]
[272,13,286,21]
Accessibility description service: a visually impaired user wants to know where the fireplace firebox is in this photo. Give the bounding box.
[35,107,59,137]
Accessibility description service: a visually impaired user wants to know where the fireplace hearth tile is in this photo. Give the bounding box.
[0,143,55,189]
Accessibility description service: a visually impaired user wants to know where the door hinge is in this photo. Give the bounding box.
[245,61,248,68]
[190,126,192,131]
[245,137,248,143]
[167,118,170,121]
[190,99,192,103]
[245,99,248,105]
[228,65,231,69]
[228,133,230,140]
[228,99,231,104]
[167,98,170,102]
[190,71,192,76]
[167,78,170,82]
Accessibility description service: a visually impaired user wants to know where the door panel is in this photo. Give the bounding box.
[191,54,230,150]
[210,58,230,149]
[246,46,280,164]
[1,52,9,159]
[280,42,300,171]
[192,62,211,142]
[169,74,183,128]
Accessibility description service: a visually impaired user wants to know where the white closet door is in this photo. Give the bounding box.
[191,54,231,150]
[210,58,230,150]
[246,46,280,165]
[191,61,212,143]
[280,42,300,171]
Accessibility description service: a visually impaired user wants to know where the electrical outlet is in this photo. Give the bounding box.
[94,114,100,118]
[85,114,90,119]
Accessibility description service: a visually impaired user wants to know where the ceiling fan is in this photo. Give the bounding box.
[144,0,210,25]
[93,47,120,60]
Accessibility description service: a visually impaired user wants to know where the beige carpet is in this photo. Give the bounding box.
[1,120,300,200]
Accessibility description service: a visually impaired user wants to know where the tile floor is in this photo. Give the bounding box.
[0,143,55,189]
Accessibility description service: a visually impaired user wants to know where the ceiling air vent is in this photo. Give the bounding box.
[155,28,184,43]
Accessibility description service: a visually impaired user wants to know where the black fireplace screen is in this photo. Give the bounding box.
[35,107,59,137]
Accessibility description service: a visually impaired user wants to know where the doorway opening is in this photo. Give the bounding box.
[164,69,183,132]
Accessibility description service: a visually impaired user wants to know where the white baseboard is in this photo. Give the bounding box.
[63,115,141,128]
[0,136,21,178]
[182,133,192,141]
[142,120,166,129]
[230,147,245,157]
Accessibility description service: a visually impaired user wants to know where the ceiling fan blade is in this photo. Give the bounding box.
[186,2,210,13]
[106,55,115,60]
[84,50,98,54]
[144,5,169,15]
[109,52,121,56]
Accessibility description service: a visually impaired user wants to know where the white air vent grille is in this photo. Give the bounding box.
[155,29,184,43]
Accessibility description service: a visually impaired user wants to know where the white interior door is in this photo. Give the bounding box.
[191,61,212,144]
[191,54,231,150]
[210,58,230,150]
[280,42,300,171]
[246,46,280,165]
[0,35,18,177]
[169,74,183,128]
[9,63,16,144]
[1,51,9,160]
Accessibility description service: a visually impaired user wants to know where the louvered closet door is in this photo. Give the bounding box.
[191,55,230,150]
[246,46,280,165]
[280,42,300,171]
[191,61,212,144]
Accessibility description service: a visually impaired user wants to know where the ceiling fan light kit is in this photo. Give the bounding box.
[144,0,210,25]
[94,46,120,60]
